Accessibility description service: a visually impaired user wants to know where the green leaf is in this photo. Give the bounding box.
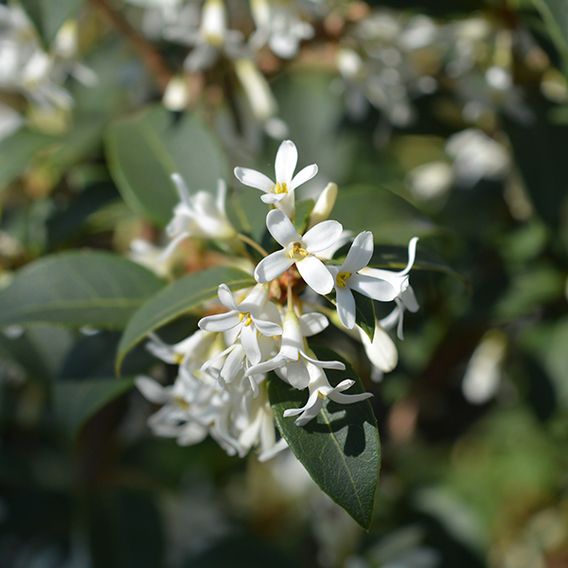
[268,347,380,529]
[334,184,439,244]
[116,267,255,373]
[20,0,84,46]
[0,251,164,330]
[293,198,315,233]
[106,105,229,226]
[53,378,135,439]
[0,127,56,189]
[533,0,568,58]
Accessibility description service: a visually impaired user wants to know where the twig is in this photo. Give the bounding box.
[90,0,173,92]
[237,233,269,258]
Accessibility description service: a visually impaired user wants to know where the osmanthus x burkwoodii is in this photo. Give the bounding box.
[126,139,421,528]
[0,138,436,529]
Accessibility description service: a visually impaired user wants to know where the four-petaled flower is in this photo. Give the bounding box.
[234,139,318,217]
[199,284,282,364]
[328,231,398,329]
[255,209,342,295]
[283,364,373,426]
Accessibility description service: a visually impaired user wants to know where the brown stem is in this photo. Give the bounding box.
[89,0,173,92]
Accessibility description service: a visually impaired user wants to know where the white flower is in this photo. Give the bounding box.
[283,364,373,426]
[198,284,282,365]
[358,321,398,375]
[234,139,318,217]
[254,209,342,295]
[328,231,398,329]
[234,57,287,139]
[135,373,209,445]
[145,329,217,371]
[360,237,420,339]
[163,173,236,258]
[129,238,177,278]
[0,102,22,142]
[180,0,243,72]
[250,0,314,59]
[246,303,343,390]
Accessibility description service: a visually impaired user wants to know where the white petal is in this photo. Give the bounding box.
[301,351,345,370]
[299,313,329,336]
[329,389,373,405]
[360,324,398,372]
[296,256,334,295]
[170,173,192,204]
[275,139,298,183]
[254,250,294,282]
[302,220,343,253]
[283,360,311,389]
[290,164,318,190]
[342,231,373,273]
[234,167,274,192]
[217,283,238,310]
[246,354,287,376]
[308,182,337,227]
[266,209,300,247]
[135,376,170,404]
[240,324,262,364]
[198,311,241,332]
[253,317,282,336]
[401,285,419,312]
[350,274,398,302]
[401,236,419,276]
[336,285,356,329]
[261,192,288,204]
[220,345,245,382]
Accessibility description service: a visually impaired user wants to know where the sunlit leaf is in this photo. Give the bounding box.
[0,251,164,330]
[268,347,380,529]
[116,267,255,373]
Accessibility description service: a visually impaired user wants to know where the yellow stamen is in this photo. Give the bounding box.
[173,353,184,365]
[287,241,309,260]
[174,396,190,410]
[239,312,253,326]
[274,182,288,194]
[336,271,352,288]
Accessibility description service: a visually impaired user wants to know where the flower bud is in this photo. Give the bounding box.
[308,183,338,227]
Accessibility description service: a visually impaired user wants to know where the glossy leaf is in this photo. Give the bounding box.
[334,184,439,244]
[106,106,229,226]
[0,251,164,330]
[53,378,135,439]
[116,267,255,372]
[268,347,380,529]
[533,0,568,57]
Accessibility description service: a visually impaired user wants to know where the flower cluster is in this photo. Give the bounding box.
[0,4,96,139]
[136,140,419,460]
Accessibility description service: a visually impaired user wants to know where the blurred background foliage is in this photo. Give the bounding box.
[0,0,567,566]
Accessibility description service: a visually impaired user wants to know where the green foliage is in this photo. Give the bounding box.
[53,378,135,439]
[116,267,255,372]
[106,106,229,226]
[19,0,84,46]
[269,348,380,529]
[0,251,164,329]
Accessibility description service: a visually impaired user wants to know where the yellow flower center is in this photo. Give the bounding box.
[205,33,224,47]
[336,271,352,288]
[287,241,309,260]
[239,312,253,326]
[274,182,288,194]
[174,396,190,410]
[173,353,184,365]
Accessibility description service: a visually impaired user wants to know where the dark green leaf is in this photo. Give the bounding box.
[52,377,135,438]
[268,347,380,529]
[0,251,164,330]
[106,105,229,226]
[533,0,568,58]
[334,185,439,244]
[116,267,255,372]
[0,127,56,189]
